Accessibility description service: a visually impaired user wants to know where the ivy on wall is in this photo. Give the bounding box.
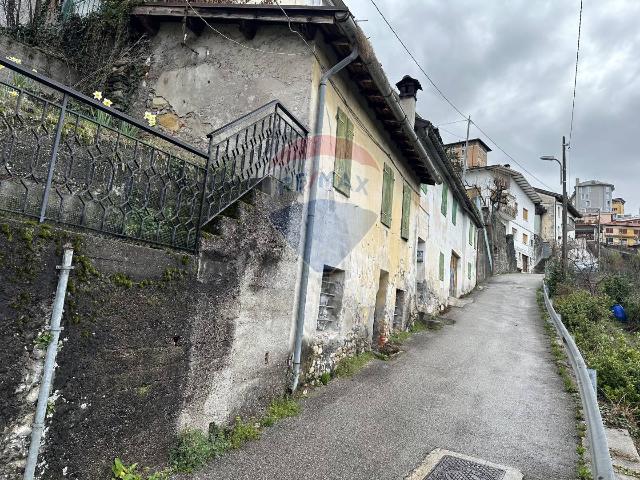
[1,0,147,110]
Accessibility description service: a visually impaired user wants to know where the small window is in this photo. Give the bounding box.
[605,228,613,233]
[523,207,529,221]
[512,227,517,236]
[452,198,458,225]
[439,252,445,281]
[401,183,411,240]
[333,108,354,197]
[394,289,406,329]
[620,229,628,234]
[317,266,345,331]
[469,224,474,245]
[523,233,529,245]
[441,184,449,216]
[468,262,472,280]
[381,163,394,227]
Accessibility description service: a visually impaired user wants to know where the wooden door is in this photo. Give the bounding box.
[449,253,459,297]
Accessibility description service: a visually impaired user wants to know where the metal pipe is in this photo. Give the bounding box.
[290,47,359,393]
[542,283,614,480]
[23,245,74,480]
[40,94,68,223]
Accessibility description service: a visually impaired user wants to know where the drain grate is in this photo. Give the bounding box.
[424,455,507,480]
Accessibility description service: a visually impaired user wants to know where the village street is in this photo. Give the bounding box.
[189,274,577,480]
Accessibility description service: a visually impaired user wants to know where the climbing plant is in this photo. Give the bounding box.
[1,0,147,109]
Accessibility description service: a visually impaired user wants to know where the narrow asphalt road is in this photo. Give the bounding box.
[191,273,577,480]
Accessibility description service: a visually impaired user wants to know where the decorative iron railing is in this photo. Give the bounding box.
[0,57,308,251]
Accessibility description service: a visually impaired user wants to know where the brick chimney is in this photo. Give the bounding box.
[396,75,422,129]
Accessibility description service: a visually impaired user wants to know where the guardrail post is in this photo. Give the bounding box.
[39,94,68,223]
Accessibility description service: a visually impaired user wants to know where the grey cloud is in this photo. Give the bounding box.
[349,0,639,212]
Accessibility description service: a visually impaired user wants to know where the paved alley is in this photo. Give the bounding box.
[191,274,577,480]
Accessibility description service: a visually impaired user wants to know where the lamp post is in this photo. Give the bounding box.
[541,136,569,275]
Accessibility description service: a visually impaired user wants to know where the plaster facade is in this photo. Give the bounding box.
[466,168,538,272]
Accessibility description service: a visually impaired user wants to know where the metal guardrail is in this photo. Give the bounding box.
[542,283,615,480]
[0,57,308,251]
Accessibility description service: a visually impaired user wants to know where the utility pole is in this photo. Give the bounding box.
[462,115,471,181]
[597,208,601,260]
[562,136,568,276]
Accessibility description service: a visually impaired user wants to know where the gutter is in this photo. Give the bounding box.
[290,47,360,393]
[332,9,442,185]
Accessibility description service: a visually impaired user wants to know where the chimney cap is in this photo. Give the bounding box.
[396,75,423,99]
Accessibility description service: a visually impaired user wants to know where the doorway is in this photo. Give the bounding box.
[449,252,459,298]
[522,255,529,273]
[372,270,389,348]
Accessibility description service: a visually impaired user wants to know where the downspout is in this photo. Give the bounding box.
[290,47,359,393]
[24,245,74,480]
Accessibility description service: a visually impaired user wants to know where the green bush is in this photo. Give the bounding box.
[553,290,611,331]
[600,274,632,305]
[546,259,570,297]
[261,397,300,427]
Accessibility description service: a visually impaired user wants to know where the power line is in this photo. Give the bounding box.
[368,0,554,190]
[569,0,583,147]
[368,0,466,119]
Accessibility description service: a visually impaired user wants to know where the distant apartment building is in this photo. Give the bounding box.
[446,138,492,169]
[612,197,625,216]
[602,220,640,247]
[573,179,615,213]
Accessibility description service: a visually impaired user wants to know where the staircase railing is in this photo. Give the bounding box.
[0,57,308,252]
[200,101,308,228]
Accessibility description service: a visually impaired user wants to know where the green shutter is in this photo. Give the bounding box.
[333,108,353,196]
[468,262,472,280]
[452,198,458,225]
[401,183,411,240]
[469,224,473,245]
[441,184,448,216]
[421,184,428,194]
[381,163,394,227]
[439,252,445,281]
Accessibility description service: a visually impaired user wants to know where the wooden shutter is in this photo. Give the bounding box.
[439,252,445,281]
[401,183,411,240]
[381,163,394,227]
[468,262,472,279]
[452,198,458,225]
[333,108,353,196]
[469,224,473,245]
[441,184,448,216]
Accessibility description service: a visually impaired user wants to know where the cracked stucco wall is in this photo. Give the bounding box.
[132,23,315,150]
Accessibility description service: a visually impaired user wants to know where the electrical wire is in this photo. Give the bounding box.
[184,0,307,56]
[368,0,554,191]
[569,0,583,148]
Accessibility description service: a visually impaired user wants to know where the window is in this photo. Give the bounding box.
[439,252,445,281]
[380,163,394,227]
[401,183,411,240]
[452,198,458,225]
[620,229,628,234]
[523,233,529,245]
[523,207,529,221]
[317,266,345,331]
[605,228,613,233]
[467,262,472,280]
[333,108,354,197]
[441,184,449,216]
[635,229,640,236]
[512,227,517,237]
[469,224,474,245]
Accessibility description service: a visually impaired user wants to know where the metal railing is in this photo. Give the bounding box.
[542,283,615,480]
[0,57,308,251]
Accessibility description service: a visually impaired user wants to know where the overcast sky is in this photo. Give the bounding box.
[349,0,639,214]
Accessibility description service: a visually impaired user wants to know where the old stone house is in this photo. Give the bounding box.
[465,165,542,273]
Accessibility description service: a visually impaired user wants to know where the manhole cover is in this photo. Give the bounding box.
[424,455,507,480]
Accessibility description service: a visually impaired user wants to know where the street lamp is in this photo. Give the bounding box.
[540,136,569,276]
